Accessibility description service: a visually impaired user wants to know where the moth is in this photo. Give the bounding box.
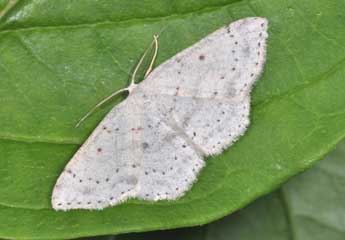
[52,17,268,211]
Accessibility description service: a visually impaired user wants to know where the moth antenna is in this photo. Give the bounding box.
[143,24,171,78]
[76,32,163,128]
[75,87,128,128]
[131,35,157,85]
[144,34,159,78]
[132,26,167,83]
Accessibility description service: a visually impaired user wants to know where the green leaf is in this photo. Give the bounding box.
[204,140,345,240]
[108,139,345,240]
[0,0,9,12]
[1,0,345,239]
[0,0,15,18]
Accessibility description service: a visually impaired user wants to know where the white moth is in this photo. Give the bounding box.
[52,17,268,211]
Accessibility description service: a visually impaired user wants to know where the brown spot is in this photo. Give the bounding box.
[199,55,205,60]
[97,148,102,152]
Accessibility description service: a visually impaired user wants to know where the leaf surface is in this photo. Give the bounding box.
[203,140,345,240]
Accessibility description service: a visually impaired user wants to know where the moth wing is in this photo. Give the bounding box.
[138,17,268,155]
[52,94,204,210]
[52,99,142,210]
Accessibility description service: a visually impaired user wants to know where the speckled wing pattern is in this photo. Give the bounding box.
[52,17,268,210]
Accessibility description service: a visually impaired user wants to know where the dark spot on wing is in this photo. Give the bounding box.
[142,142,149,149]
